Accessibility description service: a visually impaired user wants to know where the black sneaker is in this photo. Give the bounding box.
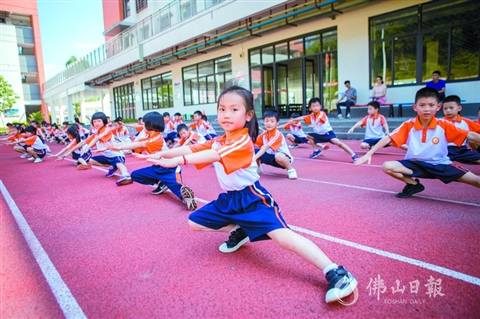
[152,182,168,195]
[396,179,425,198]
[218,228,249,253]
[325,266,358,303]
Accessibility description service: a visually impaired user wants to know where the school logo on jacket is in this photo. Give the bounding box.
[431,137,440,145]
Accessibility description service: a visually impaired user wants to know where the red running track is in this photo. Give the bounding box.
[1,141,479,318]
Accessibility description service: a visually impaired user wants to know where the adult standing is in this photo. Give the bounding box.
[372,76,387,104]
[336,80,357,118]
[426,70,446,101]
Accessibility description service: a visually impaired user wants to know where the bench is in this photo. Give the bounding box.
[353,103,396,117]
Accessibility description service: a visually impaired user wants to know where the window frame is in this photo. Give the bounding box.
[113,83,136,120]
[141,71,173,110]
[182,55,232,106]
[368,0,480,88]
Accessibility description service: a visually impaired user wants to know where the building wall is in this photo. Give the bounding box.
[0,0,47,123]
[102,0,122,41]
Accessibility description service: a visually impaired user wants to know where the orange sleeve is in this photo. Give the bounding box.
[360,116,368,128]
[465,118,480,133]
[191,132,201,143]
[380,115,387,126]
[68,140,78,150]
[439,121,469,147]
[145,137,164,154]
[284,123,292,130]
[267,131,283,151]
[8,136,15,142]
[190,123,197,129]
[135,125,143,132]
[178,137,186,145]
[23,136,36,146]
[216,135,254,175]
[255,132,265,148]
[85,134,96,144]
[319,112,327,124]
[389,121,413,148]
[303,115,312,125]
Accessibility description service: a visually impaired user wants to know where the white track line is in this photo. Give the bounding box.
[0,181,87,319]
[263,172,480,207]
[290,225,480,287]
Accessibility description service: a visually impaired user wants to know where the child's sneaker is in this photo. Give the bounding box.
[346,114,351,119]
[152,182,168,195]
[33,158,43,164]
[28,156,36,161]
[325,266,358,304]
[337,114,343,118]
[257,165,263,174]
[219,228,249,253]
[289,143,299,148]
[309,149,322,159]
[396,179,425,198]
[287,168,297,179]
[105,165,118,177]
[20,153,29,158]
[116,175,133,186]
[351,154,359,162]
[181,186,197,211]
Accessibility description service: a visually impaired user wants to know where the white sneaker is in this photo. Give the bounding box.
[257,165,263,174]
[28,157,36,161]
[346,114,351,119]
[287,168,297,179]
[34,158,43,163]
[337,114,343,118]
[20,153,29,158]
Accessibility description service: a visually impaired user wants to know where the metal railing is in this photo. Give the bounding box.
[44,0,225,91]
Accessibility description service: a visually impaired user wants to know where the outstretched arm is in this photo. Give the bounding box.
[383,122,390,135]
[347,120,363,134]
[355,135,393,165]
[134,145,193,160]
[254,144,270,161]
[147,149,219,168]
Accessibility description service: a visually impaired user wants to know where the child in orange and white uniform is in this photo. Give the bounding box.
[190,111,217,140]
[442,95,480,163]
[141,82,357,304]
[112,117,132,143]
[30,120,52,153]
[356,87,480,198]
[173,124,206,148]
[347,101,390,150]
[255,110,297,179]
[278,112,310,148]
[1,125,27,157]
[173,112,183,130]
[8,126,47,163]
[71,112,132,186]
[295,98,358,161]
[50,125,92,170]
[134,117,147,141]
[162,112,178,147]
[107,111,197,210]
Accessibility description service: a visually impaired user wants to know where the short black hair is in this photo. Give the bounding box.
[174,112,182,117]
[25,126,37,134]
[176,123,189,133]
[62,121,69,125]
[91,112,108,126]
[367,101,381,110]
[30,120,39,125]
[162,112,170,117]
[6,123,12,127]
[193,110,203,116]
[308,97,322,108]
[415,87,439,103]
[143,111,164,132]
[138,117,143,121]
[263,110,279,121]
[344,80,350,85]
[290,112,300,118]
[432,70,441,76]
[114,117,123,123]
[443,95,461,105]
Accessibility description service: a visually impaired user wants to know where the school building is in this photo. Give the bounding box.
[42,0,480,123]
[0,0,48,124]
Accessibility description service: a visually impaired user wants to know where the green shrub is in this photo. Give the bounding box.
[28,111,45,124]
[0,127,8,135]
[122,118,138,123]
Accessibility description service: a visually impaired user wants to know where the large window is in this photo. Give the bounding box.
[369,0,480,86]
[182,56,232,106]
[141,72,173,110]
[113,83,136,120]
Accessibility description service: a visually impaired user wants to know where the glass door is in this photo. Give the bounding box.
[305,58,318,114]
[276,63,288,117]
[262,66,275,113]
[321,52,338,114]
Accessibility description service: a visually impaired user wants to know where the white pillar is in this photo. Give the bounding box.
[66,91,74,122]
[49,99,56,124]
